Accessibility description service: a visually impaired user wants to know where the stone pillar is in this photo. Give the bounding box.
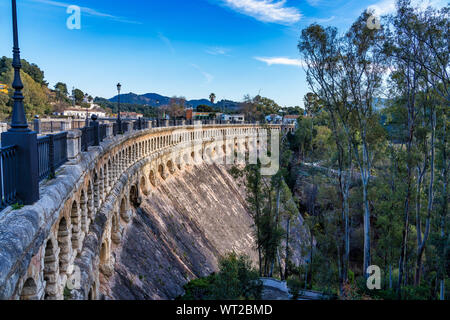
[33,116,40,134]
[61,120,71,132]
[124,121,132,133]
[67,130,82,160]
[105,123,114,138]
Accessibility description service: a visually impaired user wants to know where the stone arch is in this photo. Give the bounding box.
[111,212,121,245]
[88,283,96,300]
[43,238,58,300]
[57,217,70,274]
[80,189,88,233]
[87,180,94,221]
[167,160,175,175]
[140,176,148,196]
[101,164,107,199]
[100,238,108,265]
[71,200,81,252]
[183,153,190,167]
[20,278,38,300]
[108,159,113,188]
[158,164,165,180]
[129,185,139,208]
[93,171,100,210]
[149,170,156,187]
[120,197,128,222]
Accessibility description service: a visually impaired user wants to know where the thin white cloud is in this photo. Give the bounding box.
[191,64,214,84]
[220,0,302,24]
[367,0,396,16]
[255,57,305,67]
[29,0,141,24]
[206,46,231,56]
[367,0,448,16]
[306,0,322,6]
[158,32,176,55]
[309,15,336,23]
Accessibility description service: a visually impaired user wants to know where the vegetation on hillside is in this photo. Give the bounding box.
[177,253,262,300]
[289,0,448,300]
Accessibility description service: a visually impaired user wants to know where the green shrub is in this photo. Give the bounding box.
[287,276,303,300]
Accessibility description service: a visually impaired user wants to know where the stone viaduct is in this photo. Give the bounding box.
[0,122,294,300]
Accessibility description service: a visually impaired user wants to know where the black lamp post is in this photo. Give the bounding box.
[2,0,39,204]
[116,83,122,134]
[9,0,28,132]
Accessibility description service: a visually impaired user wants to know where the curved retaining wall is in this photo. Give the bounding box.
[0,124,289,300]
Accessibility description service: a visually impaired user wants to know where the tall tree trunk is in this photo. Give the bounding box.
[389,264,393,290]
[398,104,415,297]
[270,186,281,277]
[284,217,291,278]
[415,110,436,286]
[439,114,447,301]
[343,141,352,284]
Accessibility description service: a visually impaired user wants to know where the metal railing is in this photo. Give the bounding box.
[37,132,68,181]
[0,145,17,208]
[100,124,107,141]
[81,126,95,152]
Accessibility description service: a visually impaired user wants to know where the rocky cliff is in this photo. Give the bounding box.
[101,163,309,300]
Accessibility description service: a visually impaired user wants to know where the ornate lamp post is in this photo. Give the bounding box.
[116,83,122,134]
[2,0,39,204]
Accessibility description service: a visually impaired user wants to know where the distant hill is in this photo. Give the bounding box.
[109,92,241,110]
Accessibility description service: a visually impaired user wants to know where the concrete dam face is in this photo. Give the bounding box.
[103,163,257,300]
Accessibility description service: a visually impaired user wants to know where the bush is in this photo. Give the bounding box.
[178,253,262,300]
[287,276,303,300]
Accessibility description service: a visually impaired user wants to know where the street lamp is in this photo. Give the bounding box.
[9,0,28,132]
[116,83,122,134]
[1,0,39,204]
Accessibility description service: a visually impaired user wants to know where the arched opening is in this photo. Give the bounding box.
[167,160,175,175]
[80,190,88,233]
[120,197,127,222]
[87,181,94,221]
[71,201,80,252]
[129,185,139,208]
[108,159,113,188]
[100,242,107,265]
[101,165,106,200]
[111,211,122,245]
[158,164,165,180]
[183,153,190,167]
[140,176,148,196]
[20,278,38,300]
[149,170,156,187]
[93,172,100,210]
[88,283,96,300]
[57,217,70,274]
[43,239,58,300]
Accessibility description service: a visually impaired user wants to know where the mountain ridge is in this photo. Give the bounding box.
[108,92,240,109]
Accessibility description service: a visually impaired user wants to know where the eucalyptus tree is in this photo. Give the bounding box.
[298,24,353,287]
[339,10,387,280]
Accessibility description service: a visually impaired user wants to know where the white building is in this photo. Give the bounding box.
[283,115,300,125]
[266,114,283,123]
[220,114,245,123]
[54,105,108,119]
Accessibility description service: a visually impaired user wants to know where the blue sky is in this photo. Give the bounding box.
[0,0,446,107]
